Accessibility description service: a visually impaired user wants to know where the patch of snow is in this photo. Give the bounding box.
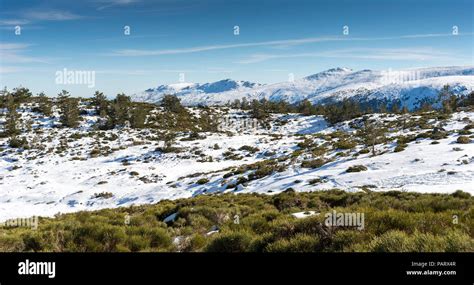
[291,211,320,219]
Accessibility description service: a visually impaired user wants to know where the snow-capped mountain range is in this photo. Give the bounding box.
[134,79,263,104]
[133,66,474,109]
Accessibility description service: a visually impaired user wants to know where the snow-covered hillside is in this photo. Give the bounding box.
[1,103,473,221]
[133,66,474,109]
[133,79,262,104]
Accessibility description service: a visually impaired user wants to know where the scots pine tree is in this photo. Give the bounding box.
[108,93,131,127]
[0,87,7,109]
[438,85,457,114]
[12,87,32,104]
[163,132,176,151]
[199,110,220,132]
[240,97,250,110]
[57,90,70,106]
[37,92,53,117]
[130,106,146,129]
[161,95,185,114]
[231,99,241,109]
[298,99,313,116]
[92,91,108,117]
[4,92,20,137]
[358,120,387,156]
[250,99,269,120]
[58,90,80,128]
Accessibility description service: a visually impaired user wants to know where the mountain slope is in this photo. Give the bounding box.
[1,101,473,220]
[133,79,262,104]
[133,66,474,109]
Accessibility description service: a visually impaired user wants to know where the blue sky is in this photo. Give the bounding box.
[0,0,473,98]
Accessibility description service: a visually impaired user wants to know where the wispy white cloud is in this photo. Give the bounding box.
[94,0,141,10]
[0,50,55,74]
[108,36,347,56]
[236,47,464,64]
[0,43,31,50]
[0,19,30,26]
[0,25,44,31]
[1,52,49,64]
[322,47,457,61]
[205,67,233,74]
[398,33,468,39]
[0,43,50,64]
[96,69,153,75]
[236,53,306,64]
[0,66,29,74]
[107,32,473,58]
[23,10,82,21]
[96,68,233,75]
[0,10,82,28]
[89,33,168,42]
[263,69,289,72]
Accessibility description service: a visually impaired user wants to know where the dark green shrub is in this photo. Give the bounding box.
[196,178,209,185]
[92,192,113,199]
[394,144,407,152]
[0,235,25,251]
[126,235,149,252]
[147,228,173,249]
[346,165,367,172]
[410,231,444,252]
[451,190,471,199]
[8,137,28,148]
[301,158,326,169]
[463,124,474,130]
[272,192,308,211]
[239,145,260,153]
[205,230,254,252]
[457,136,471,144]
[368,230,412,252]
[265,234,320,252]
[334,139,357,150]
[443,229,474,252]
[330,230,366,252]
[308,178,323,185]
[430,129,448,140]
[182,234,207,252]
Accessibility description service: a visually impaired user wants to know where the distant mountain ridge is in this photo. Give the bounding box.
[132,66,474,109]
[135,79,262,103]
